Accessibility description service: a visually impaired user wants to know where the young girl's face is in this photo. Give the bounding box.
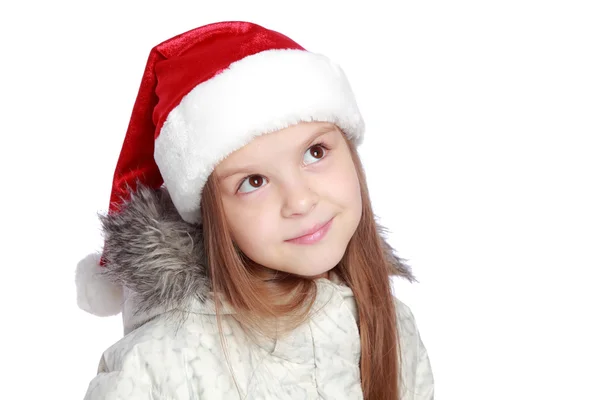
[214,122,362,278]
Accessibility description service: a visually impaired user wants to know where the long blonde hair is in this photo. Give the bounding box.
[201,134,402,399]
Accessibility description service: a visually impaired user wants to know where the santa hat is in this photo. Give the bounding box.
[76,21,365,316]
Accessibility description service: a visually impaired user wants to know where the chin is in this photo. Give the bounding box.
[269,258,335,278]
[296,267,332,278]
[288,256,341,277]
[262,238,348,277]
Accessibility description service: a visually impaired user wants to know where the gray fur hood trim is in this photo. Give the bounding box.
[100,184,414,317]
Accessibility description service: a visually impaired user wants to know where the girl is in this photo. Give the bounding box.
[76,21,434,400]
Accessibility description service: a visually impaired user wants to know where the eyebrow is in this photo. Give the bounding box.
[217,125,337,182]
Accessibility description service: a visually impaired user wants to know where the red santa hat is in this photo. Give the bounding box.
[76,21,365,316]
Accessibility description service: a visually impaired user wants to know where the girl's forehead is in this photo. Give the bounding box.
[258,121,338,145]
[218,122,339,166]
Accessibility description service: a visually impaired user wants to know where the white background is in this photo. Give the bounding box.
[1,1,598,398]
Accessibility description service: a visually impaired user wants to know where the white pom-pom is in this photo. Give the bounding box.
[75,253,123,316]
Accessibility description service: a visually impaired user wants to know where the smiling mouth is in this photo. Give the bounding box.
[285,218,334,245]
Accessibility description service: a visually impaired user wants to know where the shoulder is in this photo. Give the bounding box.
[85,311,241,399]
[392,296,435,400]
[391,296,422,366]
[101,310,227,370]
[392,296,420,338]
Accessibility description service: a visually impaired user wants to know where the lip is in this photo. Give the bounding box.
[285,218,334,245]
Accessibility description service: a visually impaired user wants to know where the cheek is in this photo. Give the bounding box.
[223,200,278,248]
[328,160,362,209]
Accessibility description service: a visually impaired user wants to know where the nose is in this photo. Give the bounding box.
[280,175,319,218]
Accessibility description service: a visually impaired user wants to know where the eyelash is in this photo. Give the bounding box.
[235,141,331,193]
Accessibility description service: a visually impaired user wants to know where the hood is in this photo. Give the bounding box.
[96,184,414,331]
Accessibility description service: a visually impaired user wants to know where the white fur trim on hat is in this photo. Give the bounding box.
[154,49,365,224]
[75,253,123,316]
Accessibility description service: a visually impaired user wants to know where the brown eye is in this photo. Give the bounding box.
[304,143,328,165]
[238,174,266,193]
[310,145,325,159]
[249,175,263,187]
